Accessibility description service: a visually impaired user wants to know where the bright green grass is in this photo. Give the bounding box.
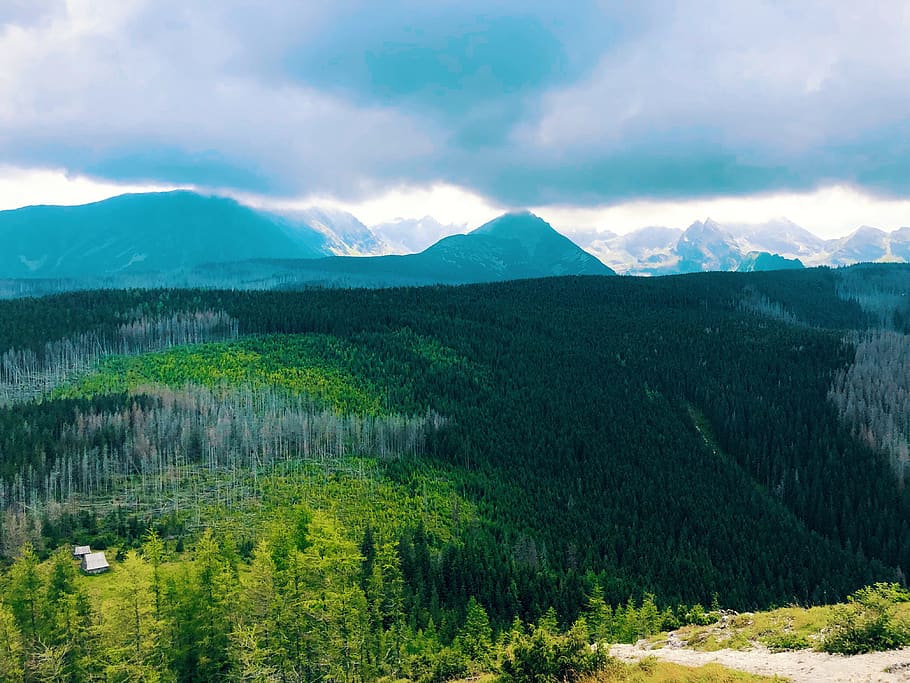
[592,658,785,682]
[53,334,384,414]
[672,606,831,652]
[670,601,910,652]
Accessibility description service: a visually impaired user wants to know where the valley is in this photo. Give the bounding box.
[0,265,908,680]
[3,2,907,680]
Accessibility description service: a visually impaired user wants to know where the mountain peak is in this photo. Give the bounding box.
[850,225,886,238]
[470,211,552,238]
[703,217,723,229]
[680,218,732,246]
[0,190,330,279]
[424,211,614,278]
[685,217,726,233]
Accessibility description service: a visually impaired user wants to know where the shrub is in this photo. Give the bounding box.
[822,583,910,654]
[408,647,469,683]
[761,631,810,652]
[497,622,609,683]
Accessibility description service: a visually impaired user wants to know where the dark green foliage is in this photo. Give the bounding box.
[498,620,609,683]
[163,531,236,681]
[823,583,910,654]
[1,266,909,645]
[455,597,493,667]
[835,263,910,332]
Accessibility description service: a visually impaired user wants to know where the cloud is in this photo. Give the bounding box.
[0,1,907,206]
[536,185,910,240]
[0,165,172,209]
[508,1,910,202]
[282,2,602,149]
[0,1,436,198]
[0,0,63,27]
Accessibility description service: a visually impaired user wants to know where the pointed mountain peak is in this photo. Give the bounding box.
[702,217,724,230]
[682,217,730,241]
[470,211,568,245]
[470,211,555,238]
[424,211,614,278]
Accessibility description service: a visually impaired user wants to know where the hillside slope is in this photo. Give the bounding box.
[0,191,329,278]
[1,266,907,622]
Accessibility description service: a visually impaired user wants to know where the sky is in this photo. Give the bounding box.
[0,1,908,238]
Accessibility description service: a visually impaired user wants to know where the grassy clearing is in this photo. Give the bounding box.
[585,657,785,682]
[77,552,184,613]
[667,600,910,653]
[673,606,831,652]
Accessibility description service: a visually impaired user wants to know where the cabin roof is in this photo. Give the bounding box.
[81,552,110,572]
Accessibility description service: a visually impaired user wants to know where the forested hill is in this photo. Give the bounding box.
[0,201,613,294]
[197,213,613,289]
[0,191,330,279]
[0,265,909,678]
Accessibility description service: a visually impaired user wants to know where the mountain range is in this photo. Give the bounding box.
[0,191,907,292]
[573,218,910,275]
[0,192,611,292]
[194,210,613,289]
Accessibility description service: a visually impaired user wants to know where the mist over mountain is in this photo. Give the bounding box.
[198,210,615,289]
[573,218,910,275]
[287,207,386,255]
[729,218,828,259]
[371,216,468,254]
[1,191,905,291]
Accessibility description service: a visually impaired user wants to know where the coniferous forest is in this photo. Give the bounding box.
[0,264,909,681]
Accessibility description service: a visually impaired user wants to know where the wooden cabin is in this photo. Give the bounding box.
[80,551,110,574]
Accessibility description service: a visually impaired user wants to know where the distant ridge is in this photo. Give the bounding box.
[5,190,903,286]
[418,211,615,279]
[196,211,615,289]
[575,217,910,275]
[0,191,331,279]
[0,195,613,292]
[736,251,804,272]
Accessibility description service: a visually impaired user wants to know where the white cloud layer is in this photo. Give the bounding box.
[536,186,910,239]
[0,166,172,208]
[0,1,907,219]
[0,168,905,241]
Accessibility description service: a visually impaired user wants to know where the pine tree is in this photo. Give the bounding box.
[456,597,493,668]
[584,584,613,643]
[103,550,164,680]
[6,542,44,643]
[142,529,166,618]
[0,600,24,682]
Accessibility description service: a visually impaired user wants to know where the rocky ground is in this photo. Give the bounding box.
[611,638,910,682]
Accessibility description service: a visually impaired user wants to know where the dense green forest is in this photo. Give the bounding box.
[0,264,909,680]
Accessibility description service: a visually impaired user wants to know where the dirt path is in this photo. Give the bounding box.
[611,641,910,682]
